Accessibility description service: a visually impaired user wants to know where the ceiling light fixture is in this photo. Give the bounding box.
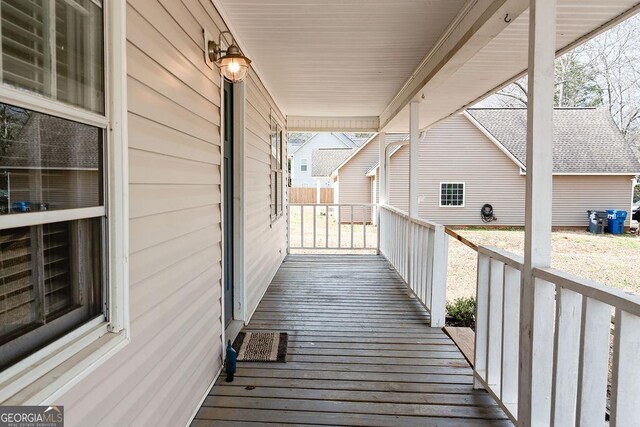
[208,31,251,83]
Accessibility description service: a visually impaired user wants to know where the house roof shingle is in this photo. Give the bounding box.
[466,108,640,174]
[312,148,354,177]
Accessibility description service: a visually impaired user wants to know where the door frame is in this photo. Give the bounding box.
[220,79,246,351]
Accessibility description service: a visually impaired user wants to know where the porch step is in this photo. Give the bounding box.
[444,326,475,367]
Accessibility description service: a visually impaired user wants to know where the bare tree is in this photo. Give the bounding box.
[583,16,640,143]
[481,14,640,155]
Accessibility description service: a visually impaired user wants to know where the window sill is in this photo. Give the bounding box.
[0,320,129,405]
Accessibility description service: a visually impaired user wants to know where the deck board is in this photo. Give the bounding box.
[193,254,510,426]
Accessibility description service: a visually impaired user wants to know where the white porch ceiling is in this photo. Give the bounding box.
[215,0,466,117]
[214,0,640,131]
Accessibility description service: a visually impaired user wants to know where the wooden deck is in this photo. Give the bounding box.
[192,255,510,426]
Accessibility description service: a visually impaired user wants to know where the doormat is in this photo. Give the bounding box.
[233,332,288,362]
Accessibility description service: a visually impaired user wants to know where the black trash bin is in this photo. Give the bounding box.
[587,210,607,234]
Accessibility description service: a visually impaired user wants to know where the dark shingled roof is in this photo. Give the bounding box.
[466,108,640,174]
[0,114,100,169]
[312,148,354,177]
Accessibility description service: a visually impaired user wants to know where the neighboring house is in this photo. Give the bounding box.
[335,109,640,226]
[311,148,354,201]
[330,133,406,222]
[289,132,362,187]
[286,132,311,154]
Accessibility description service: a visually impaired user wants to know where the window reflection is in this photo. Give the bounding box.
[0,103,102,215]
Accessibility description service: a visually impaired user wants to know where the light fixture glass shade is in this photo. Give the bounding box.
[218,56,250,82]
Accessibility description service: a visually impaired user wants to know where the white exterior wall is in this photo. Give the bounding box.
[290,133,349,187]
[56,1,287,425]
[384,114,635,226]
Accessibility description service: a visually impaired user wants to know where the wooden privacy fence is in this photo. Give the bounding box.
[289,187,333,204]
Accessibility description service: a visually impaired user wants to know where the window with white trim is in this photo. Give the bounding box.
[440,183,465,207]
[0,0,108,371]
[300,158,307,172]
[270,116,283,220]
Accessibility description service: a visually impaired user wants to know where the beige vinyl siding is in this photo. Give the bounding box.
[388,115,525,225]
[55,1,286,426]
[386,114,634,226]
[552,175,634,226]
[337,135,379,222]
[244,73,288,317]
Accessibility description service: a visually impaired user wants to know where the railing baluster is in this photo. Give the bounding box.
[300,205,304,248]
[575,297,610,427]
[430,225,447,328]
[550,287,582,427]
[487,259,504,394]
[425,227,434,310]
[313,204,317,248]
[350,205,354,249]
[530,277,556,425]
[325,205,329,248]
[475,253,490,389]
[337,205,341,249]
[363,206,367,249]
[501,265,521,414]
[420,226,427,304]
[610,309,640,426]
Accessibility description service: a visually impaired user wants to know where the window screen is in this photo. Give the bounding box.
[0,103,103,214]
[440,183,464,207]
[270,117,284,219]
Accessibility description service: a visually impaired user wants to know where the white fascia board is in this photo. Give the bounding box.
[453,4,640,121]
[379,0,529,129]
[290,133,319,156]
[330,132,379,178]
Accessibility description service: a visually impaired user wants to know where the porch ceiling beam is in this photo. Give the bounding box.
[379,0,529,130]
[287,116,379,132]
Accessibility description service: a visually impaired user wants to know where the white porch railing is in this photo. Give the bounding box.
[288,203,377,251]
[378,204,448,327]
[475,245,640,425]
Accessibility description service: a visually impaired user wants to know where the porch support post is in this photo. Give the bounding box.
[409,102,419,218]
[316,179,321,204]
[377,132,386,255]
[378,132,387,205]
[518,0,556,425]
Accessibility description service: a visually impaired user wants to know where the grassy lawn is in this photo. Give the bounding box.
[447,228,640,303]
